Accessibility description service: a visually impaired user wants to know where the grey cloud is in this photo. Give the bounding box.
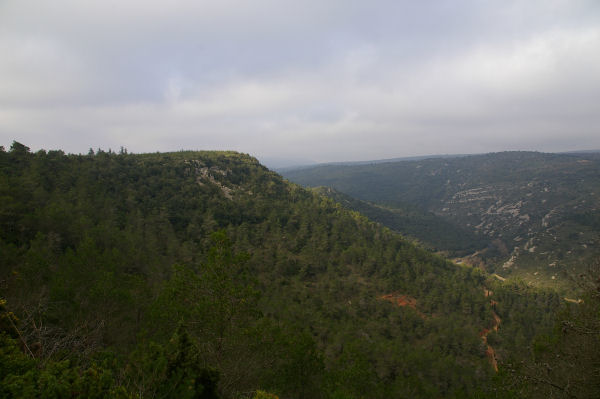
[1,0,599,161]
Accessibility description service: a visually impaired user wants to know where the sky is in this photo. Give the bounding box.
[1,0,600,166]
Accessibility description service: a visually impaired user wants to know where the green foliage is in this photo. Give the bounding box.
[124,327,219,399]
[0,334,130,398]
[490,280,560,353]
[495,264,600,398]
[283,151,600,284]
[0,143,573,398]
[313,186,489,255]
[252,391,279,399]
[0,307,218,398]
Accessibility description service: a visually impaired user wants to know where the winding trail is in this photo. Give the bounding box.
[480,288,501,372]
[379,289,502,371]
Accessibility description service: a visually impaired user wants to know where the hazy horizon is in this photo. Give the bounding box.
[4,139,598,170]
[2,1,600,163]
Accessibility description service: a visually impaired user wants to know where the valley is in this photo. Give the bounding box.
[282,151,600,291]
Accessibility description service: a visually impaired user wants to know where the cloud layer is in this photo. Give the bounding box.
[1,0,599,163]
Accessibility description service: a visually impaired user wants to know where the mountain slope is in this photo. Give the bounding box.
[0,143,560,398]
[283,151,600,288]
[312,186,489,256]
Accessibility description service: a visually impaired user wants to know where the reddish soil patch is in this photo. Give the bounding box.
[485,344,498,372]
[379,293,426,318]
[380,293,417,308]
[491,311,501,331]
[479,294,502,373]
[480,313,500,372]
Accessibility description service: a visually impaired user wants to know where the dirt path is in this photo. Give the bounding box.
[380,289,502,371]
[564,297,583,304]
[480,288,501,372]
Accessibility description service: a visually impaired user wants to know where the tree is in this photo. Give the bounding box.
[125,327,219,399]
[10,141,30,155]
[154,231,263,396]
[500,262,600,398]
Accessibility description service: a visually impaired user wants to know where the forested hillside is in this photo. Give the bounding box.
[283,152,600,289]
[312,187,489,256]
[0,143,585,398]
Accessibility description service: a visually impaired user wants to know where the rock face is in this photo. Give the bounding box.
[283,151,600,283]
[417,154,600,280]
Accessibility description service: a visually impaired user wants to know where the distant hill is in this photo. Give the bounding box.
[283,151,600,288]
[257,155,317,169]
[276,153,469,173]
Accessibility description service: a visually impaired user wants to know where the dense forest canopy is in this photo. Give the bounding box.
[1,143,597,398]
[283,152,600,290]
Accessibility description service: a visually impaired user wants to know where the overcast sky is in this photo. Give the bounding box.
[1,0,599,165]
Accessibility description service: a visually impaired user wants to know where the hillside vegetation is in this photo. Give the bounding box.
[0,143,583,398]
[312,186,489,256]
[283,152,600,289]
